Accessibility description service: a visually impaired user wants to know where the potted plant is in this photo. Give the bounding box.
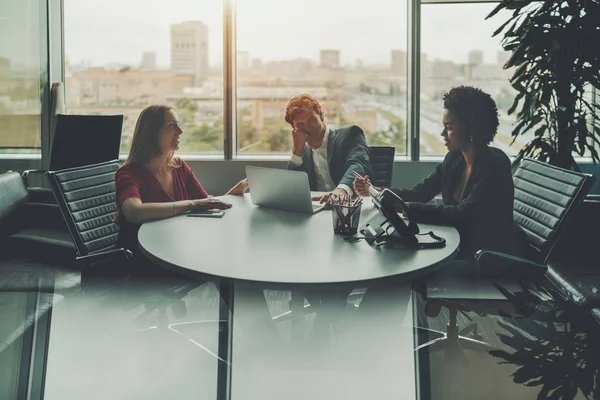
[487,0,600,169]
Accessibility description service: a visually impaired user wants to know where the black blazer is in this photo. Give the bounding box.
[393,147,518,260]
[287,125,373,190]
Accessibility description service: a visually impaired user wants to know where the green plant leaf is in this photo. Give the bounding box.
[508,92,525,115]
[507,42,529,69]
[494,0,600,168]
[486,1,508,20]
[509,63,530,84]
[534,125,548,138]
[493,16,517,37]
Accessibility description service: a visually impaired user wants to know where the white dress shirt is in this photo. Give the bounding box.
[290,128,353,196]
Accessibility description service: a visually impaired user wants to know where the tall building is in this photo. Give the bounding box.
[468,50,484,66]
[0,57,10,78]
[431,59,458,79]
[140,52,157,70]
[170,21,209,86]
[320,50,340,69]
[251,58,262,69]
[65,67,182,107]
[237,51,249,70]
[391,50,406,76]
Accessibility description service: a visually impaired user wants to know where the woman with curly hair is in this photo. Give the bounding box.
[354,85,519,261]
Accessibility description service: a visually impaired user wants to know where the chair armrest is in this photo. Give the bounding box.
[474,250,548,280]
[22,169,48,187]
[76,248,133,268]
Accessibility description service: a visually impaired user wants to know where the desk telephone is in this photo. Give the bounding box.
[347,187,446,249]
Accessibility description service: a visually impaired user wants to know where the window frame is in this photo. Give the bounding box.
[226,0,414,161]
[223,0,504,162]
[44,0,595,165]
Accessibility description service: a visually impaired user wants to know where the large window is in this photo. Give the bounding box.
[236,0,408,155]
[0,1,43,154]
[420,2,524,157]
[62,0,570,160]
[64,0,224,156]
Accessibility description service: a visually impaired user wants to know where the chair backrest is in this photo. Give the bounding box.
[513,158,595,263]
[46,160,121,257]
[50,82,65,137]
[0,172,28,228]
[369,146,395,188]
[50,114,123,171]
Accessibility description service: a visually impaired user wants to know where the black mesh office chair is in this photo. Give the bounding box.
[45,159,194,277]
[45,160,129,267]
[13,114,123,260]
[23,114,124,190]
[45,160,220,356]
[369,146,395,188]
[418,158,595,362]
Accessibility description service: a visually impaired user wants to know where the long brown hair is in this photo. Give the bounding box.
[123,104,181,169]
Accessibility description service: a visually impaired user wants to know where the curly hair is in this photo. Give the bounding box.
[284,94,324,126]
[442,86,499,147]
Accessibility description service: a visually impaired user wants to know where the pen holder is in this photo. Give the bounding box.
[332,203,362,235]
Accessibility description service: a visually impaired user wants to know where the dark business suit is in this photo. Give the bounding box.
[393,146,518,260]
[286,125,372,333]
[287,125,373,190]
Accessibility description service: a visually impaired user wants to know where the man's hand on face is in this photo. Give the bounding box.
[291,129,309,157]
[311,187,349,208]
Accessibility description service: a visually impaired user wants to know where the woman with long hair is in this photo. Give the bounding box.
[114,104,278,341]
[115,104,247,255]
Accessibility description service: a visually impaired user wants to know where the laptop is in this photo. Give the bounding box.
[245,166,325,214]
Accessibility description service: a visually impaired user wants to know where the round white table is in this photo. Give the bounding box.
[138,194,460,287]
[138,193,459,400]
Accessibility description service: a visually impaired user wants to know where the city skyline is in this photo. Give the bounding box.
[56,0,522,157]
[66,46,509,71]
[63,0,508,69]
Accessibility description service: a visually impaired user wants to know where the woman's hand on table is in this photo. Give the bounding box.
[192,198,232,210]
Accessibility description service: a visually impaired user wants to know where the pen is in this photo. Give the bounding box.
[353,170,373,185]
[353,170,381,193]
[352,171,364,180]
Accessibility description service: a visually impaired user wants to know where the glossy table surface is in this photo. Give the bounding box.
[138,194,460,287]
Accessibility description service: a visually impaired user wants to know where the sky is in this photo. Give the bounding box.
[63,0,510,68]
[1,1,41,69]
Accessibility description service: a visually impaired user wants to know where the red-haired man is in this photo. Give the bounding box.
[285,94,372,203]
